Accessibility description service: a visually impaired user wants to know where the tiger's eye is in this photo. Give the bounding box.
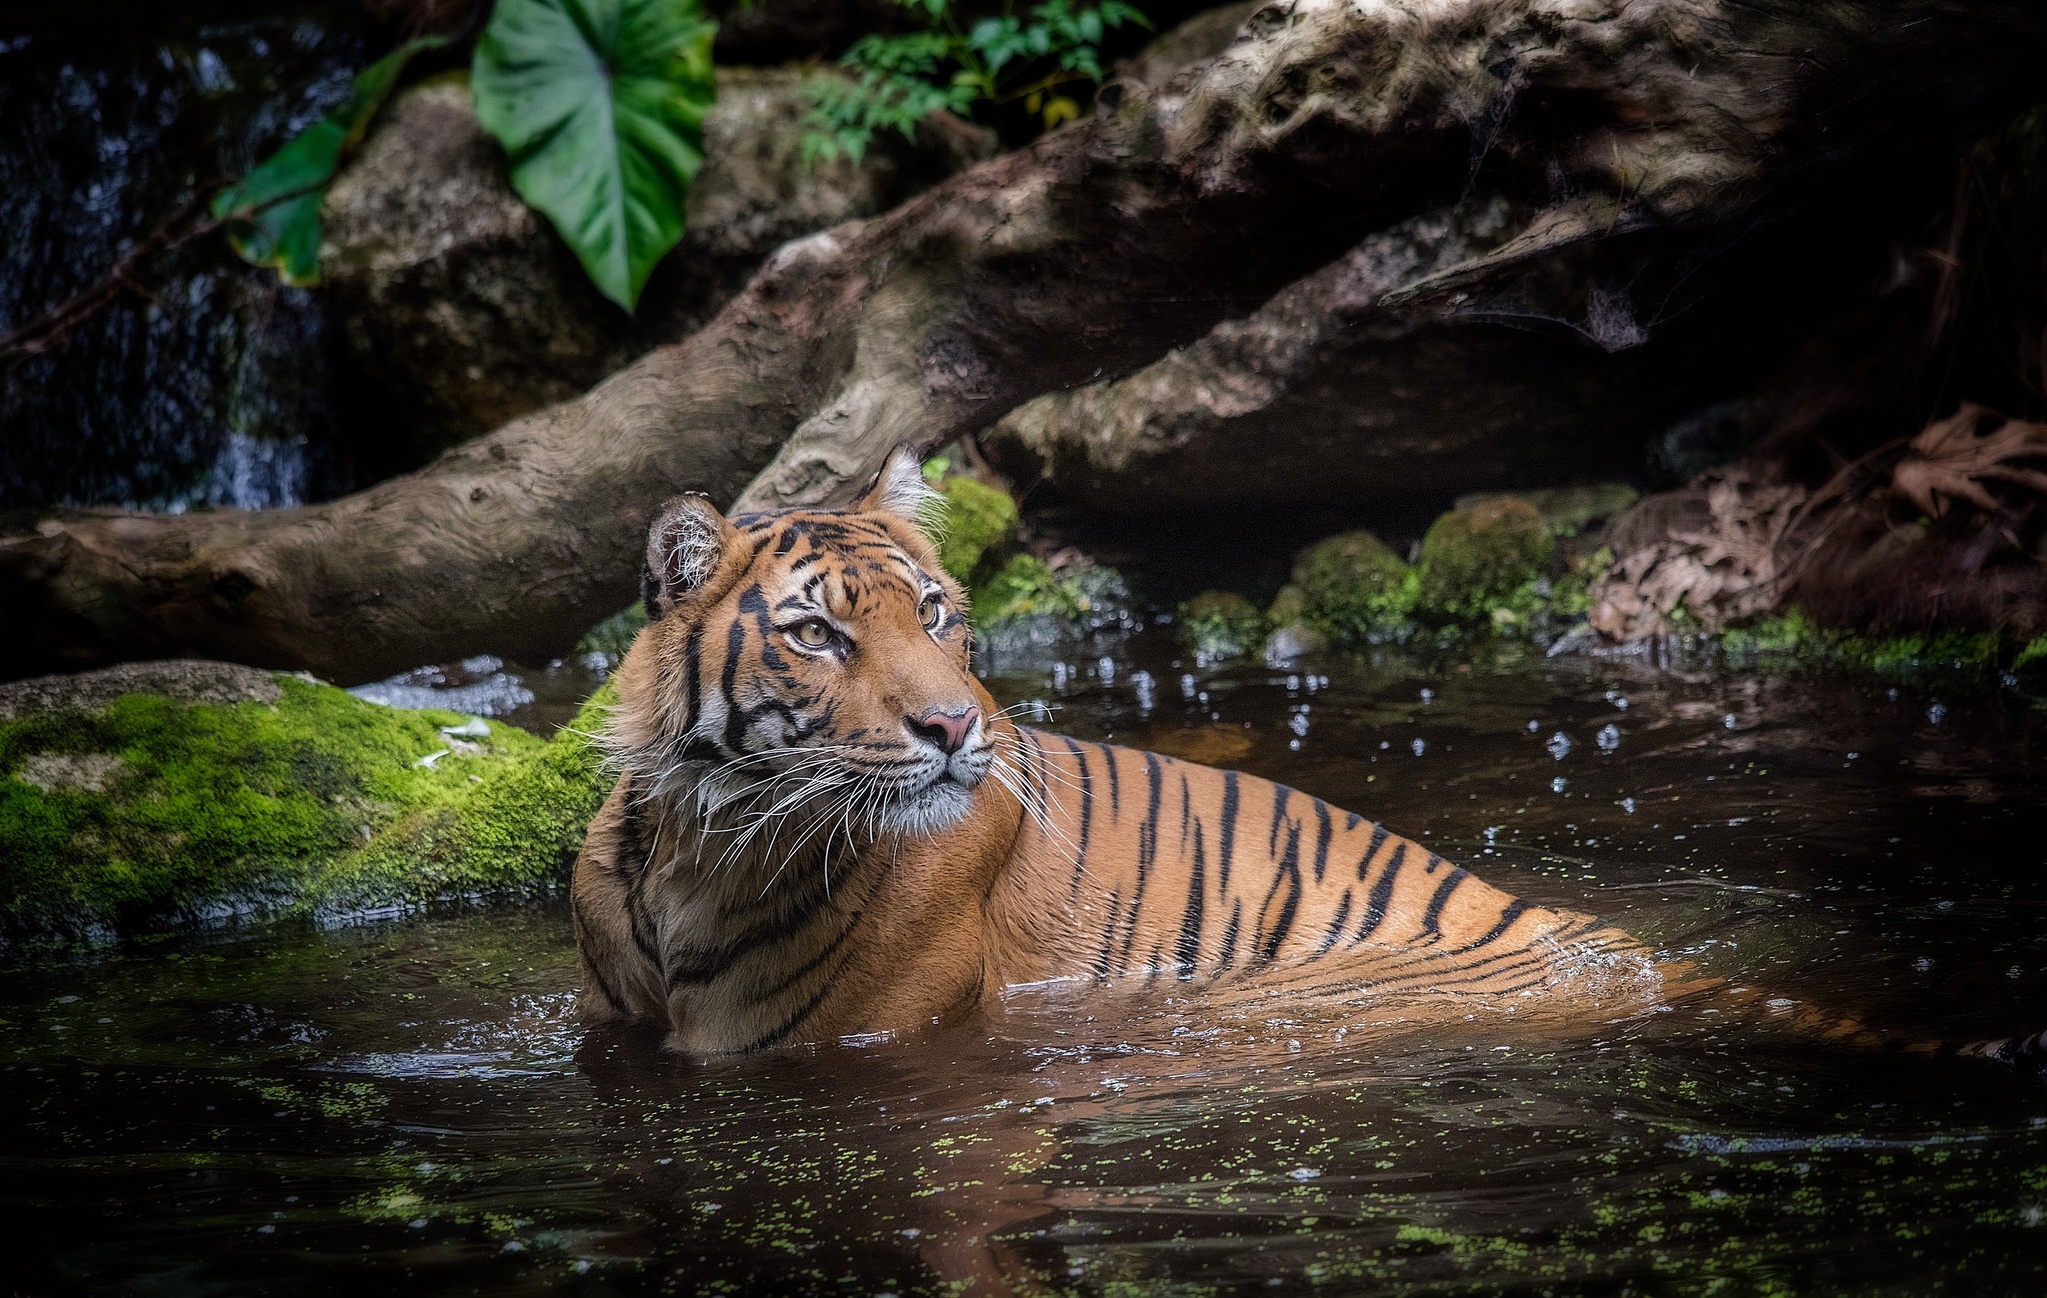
[790,619,833,648]
[920,594,944,628]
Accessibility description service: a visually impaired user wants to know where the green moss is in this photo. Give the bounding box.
[575,601,649,662]
[1178,590,1268,661]
[973,553,1078,625]
[1287,531,1419,645]
[929,472,1020,587]
[0,677,614,940]
[1719,608,2022,686]
[1416,497,1555,623]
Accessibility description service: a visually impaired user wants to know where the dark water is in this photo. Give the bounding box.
[7,636,2047,1295]
[0,1,369,511]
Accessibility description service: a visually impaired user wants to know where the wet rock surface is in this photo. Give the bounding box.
[322,68,994,462]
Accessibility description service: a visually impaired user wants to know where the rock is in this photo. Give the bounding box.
[1454,483,1639,537]
[0,659,281,722]
[1261,621,1328,665]
[0,662,612,941]
[1416,497,1555,622]
[1178,590,1267,662]
[971,554,1140,671]
[1287,531,1416,644]
[322,69,994,459]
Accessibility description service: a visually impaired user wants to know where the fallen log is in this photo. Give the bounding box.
[6,0,2046,683]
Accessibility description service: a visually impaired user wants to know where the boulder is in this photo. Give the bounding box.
[0,662,612,941]
[322,68,994,459]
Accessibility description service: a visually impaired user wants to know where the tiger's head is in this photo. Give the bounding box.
[606,447,1000,840]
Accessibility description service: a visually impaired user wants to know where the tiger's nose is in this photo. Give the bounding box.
[907,705,979,755]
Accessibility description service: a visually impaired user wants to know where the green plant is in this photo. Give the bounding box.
[805,0,1149,164]
[472,0,719,310]
[212,36,448,285]
[223,0,718,312]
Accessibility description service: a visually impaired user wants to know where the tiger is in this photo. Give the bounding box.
[571,447,2047,1067]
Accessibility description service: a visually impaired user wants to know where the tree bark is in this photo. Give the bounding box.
[6,0,2045,683]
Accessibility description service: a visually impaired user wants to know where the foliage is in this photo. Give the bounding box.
[1179,591,1268,662]
[212,37,448,285]
[472,0,719,310]
[805,0,1149,164]
[0,677,612,940]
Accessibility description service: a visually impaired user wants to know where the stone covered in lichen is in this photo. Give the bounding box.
[0,663,614,941]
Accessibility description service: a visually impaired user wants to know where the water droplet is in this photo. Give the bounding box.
[1289,1165,1320,1180]
[1419,688,1434,703]
[1723,713,1737,729]
[1621,797,1636,813]
[1527,719,1540,732]
[1551,777,1567,793]
[1927,702,1948,725]
[1286,674,1301,692]
[1097,656,1116,683]
[1912,956,1934,973]
[1410,737,1426,756]
[1595,723,1620,753]
[1132,670,1156,714]
[1546,731,1573,760]
[1179,673,1197,700]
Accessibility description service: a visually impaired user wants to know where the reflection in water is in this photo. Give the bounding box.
[4,643,2045,1294]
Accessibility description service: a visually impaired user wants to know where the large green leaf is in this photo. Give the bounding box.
[472,0,717,312]
[212,37,447,286]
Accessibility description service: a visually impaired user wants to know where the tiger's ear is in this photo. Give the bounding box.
[856,442,943,539]
[643,493,734,618]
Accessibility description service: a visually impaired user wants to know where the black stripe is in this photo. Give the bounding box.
[1217,898,1243,971]
[1312,800,1334,882]
[1358,823,1390,880]
[1117,754,1166,973]
[1450,899,1532,954]
[1219,771,1240,895]
[681,624,705,728]
[571,895,631,1014]
[1175,819,1206,978]
[1100,742,1121,818]
[1093,894,1123,980]
[1256,824,1302,964]
[1313,889,1354,957]
[1354,842,1407,943]
[1063,737,1094,898]
[1418,867,1468,943]
[1268,782,1291,854]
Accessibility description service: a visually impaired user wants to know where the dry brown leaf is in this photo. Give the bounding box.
[1888,402,2047,519]
[1588,466,1805,640]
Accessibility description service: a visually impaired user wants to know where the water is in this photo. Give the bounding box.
[7,638,2046,1294]
[0,1,369,511]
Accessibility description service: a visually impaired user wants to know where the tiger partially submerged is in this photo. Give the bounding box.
[574,450,2046,1066]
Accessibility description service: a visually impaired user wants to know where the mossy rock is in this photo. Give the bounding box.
[1178,590,1268,661]
[931,472,1020,587]
[0,664,615,941]
[1287,531,1418,644]
[1416,497,1555,622]
[1455,483,1639,536]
